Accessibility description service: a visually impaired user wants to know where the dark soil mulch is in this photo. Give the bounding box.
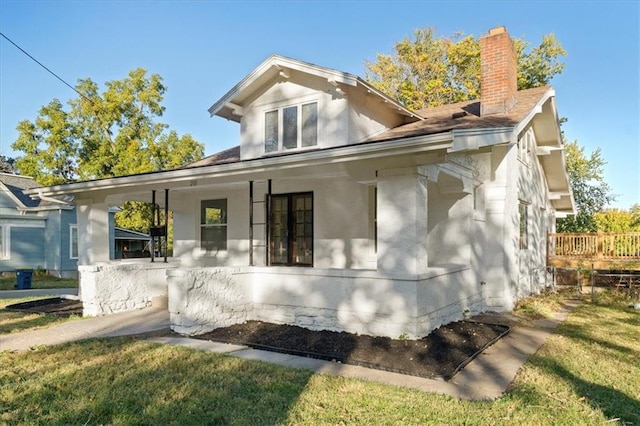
[195,320,510,380]
[5,297,83,317]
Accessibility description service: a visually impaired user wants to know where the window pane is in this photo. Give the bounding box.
[519,203,528,250]
[283,106,298,149]
[270,196,289,264]
[265,110,278,153]
[301,102,317,147]
[201,199,228,252]
[71,226,78,258]
[201,200,227,225]
[201,226,227,251]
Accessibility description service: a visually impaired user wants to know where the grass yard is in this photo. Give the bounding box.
[0,274,77,291]
[1,290,638,425]
[0,298,82,334]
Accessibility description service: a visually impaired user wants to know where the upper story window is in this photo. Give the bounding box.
[265,102,318,153]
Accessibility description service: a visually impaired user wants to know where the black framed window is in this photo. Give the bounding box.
[269,192,313,266]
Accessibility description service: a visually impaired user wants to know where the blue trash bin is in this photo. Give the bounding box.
[16,269,33,290]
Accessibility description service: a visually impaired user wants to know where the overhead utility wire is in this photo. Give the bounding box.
[0,32,91,103]
[1,32,141,138]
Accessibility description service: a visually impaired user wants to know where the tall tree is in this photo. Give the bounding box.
[12,68,205,232]
[557,141,616,232]
[594,206,640,232]
[365,27,566,110]
[12,68,203,183]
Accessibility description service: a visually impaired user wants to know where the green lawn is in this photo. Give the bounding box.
[1,290,638,425]
[0,298,82,334]
[0,274,77,291]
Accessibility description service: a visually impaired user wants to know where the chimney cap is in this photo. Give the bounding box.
[486,26,508,36]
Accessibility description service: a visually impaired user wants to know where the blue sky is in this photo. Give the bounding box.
[0,0,638,208]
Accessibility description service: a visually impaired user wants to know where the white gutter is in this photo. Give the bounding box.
[36,190,73,205]
[26,131,455,197]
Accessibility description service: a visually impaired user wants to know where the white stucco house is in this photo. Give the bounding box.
[28,27,574,338]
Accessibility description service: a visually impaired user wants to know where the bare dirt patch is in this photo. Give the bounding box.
[5,297,82,317]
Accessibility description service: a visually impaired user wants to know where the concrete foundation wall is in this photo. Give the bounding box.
[166,265,474,339]
[79,262,173,316]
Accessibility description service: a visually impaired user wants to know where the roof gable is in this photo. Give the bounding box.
[208,55,420,123]
[0,173,41,208]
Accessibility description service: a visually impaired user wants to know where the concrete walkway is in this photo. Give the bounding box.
[0,307,169,352]
[0,288,78,299]
[1,298,580,400]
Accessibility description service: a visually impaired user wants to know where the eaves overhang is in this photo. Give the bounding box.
[26,132,455,199]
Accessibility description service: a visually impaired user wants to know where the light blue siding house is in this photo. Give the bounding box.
[0,173,151,278]
[0,173,78,278]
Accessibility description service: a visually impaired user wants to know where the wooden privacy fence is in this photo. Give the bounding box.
[547,232,640,269]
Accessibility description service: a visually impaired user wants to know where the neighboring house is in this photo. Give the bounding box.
[113,227,151,259]
[28,27,574,338]
[0,173,152,279]
[0,173,78,278]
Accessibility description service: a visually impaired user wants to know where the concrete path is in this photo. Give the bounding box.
[0,307,169,352]
[1,298,579,400]
[0,288,78,299]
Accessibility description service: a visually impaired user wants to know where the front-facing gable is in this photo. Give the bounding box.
[208,55,422,161]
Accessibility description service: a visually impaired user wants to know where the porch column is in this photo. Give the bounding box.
[76,200,110,265]
[377,168,428,275]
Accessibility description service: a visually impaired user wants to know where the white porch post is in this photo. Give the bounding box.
[76,200,110,265]
[377,169,428,275]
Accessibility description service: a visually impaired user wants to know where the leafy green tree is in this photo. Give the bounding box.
[11,68,204,232]
[364,27,566,109]
[557,141,616,232]
[13,68,202,182]
[594,205,640,232]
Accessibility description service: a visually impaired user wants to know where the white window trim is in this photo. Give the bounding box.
[368,185,377,256]
[517,128,534,166]
[199,198,228,255]
[0,226,10,260]
[473,183,486,221]
[69,224,78,260]
[519,201,530,250]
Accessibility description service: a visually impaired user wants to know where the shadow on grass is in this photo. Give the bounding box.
[1,337,313,425]
[529,357,640,424]
[0,311,80,334]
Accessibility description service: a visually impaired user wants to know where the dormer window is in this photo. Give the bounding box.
[265,102,318,153]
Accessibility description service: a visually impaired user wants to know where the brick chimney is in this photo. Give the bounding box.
[480,26,517,116]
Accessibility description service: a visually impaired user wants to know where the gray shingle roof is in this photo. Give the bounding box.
[0,173,42,207]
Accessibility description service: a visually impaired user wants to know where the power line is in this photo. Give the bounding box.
[0,31,91,102]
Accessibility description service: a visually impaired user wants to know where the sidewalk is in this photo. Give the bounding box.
[0,288,78,299]
[1,299,579,400]
[0,306,169,352]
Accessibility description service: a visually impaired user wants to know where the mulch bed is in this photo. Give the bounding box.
[194,320,510,380]
[5,297,83,317]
